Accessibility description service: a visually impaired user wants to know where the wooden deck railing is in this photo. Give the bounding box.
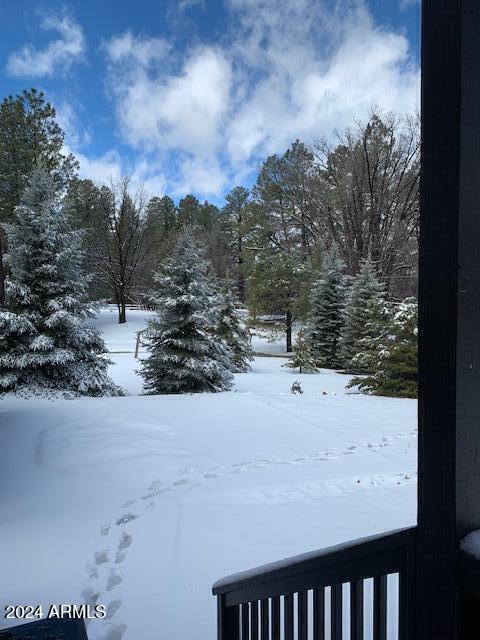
[212,526,416,640]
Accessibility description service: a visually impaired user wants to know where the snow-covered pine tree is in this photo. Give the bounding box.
[348,298,417,398]
[348,297,391,375]
[283,329,319,373]
[140,233,234,394]
[339,256,385,371]
[307,244,346,368]
[0,168,120,397]
[214,289,252,372]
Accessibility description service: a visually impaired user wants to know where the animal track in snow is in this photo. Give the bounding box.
[115,512,138,525]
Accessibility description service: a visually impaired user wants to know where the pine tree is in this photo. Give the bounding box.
[140,234,234,394]
[348,297,391,374]
[339,257,385,371]
[214,289,252,372]
[0,168,120,397]
[348,298,417,398]
[307,245,346,368]
[0,89,78,304]
[283,329,319,373]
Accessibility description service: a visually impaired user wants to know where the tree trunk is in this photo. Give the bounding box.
[285,310,293,352]
[237,257,245,303]
[0,236,5,306]
[237,234,245,303]
[118,289,127,324]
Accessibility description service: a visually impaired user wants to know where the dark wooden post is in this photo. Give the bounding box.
[418,2,480,638]
[217,596,240,640]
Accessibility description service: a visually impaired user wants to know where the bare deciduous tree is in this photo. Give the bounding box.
[311,112,420,295]
[91,177,151,323]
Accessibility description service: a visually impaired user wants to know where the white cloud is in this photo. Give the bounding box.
[105,36,231,154]
[103,0,419,197]
[103,31,169,67]
[172,156,228,198]
[74,149,123,185]
[6,11,85,77]
[225,0,419,168]
[178,0,205,11]
[71,148,167,198]
[400,0,419,9]
[55,101,92,149]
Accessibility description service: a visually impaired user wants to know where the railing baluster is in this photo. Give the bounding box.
[313,587,325,640]
[242,602,250,640]
[284,594,294,640]
[373,575,388,640]
[350,579,364,640]
[399,548,416,640]
[331,584,342,640]
[213,527,416,640]
[260,599,269,639]
[399,568,407,640]
[251,601,259,640]
[218,595,240,640]
[298,591,308,640]
[271,596,281,640]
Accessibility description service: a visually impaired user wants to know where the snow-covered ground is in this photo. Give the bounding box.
[0,307,417,639]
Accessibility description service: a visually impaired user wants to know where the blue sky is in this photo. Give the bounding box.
[0,0,420,204]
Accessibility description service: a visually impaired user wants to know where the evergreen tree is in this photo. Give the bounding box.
[177,195,200,227]
[0,168,120,397]
[0,89,78,304]
[339,257,385,371]
[348,298,417,398]
[222,186,251,302]
[283,329,319,373]
[214,289,252,372]
[247,250,310,352]
[140,234,234,394]
[348,297,391,374]
[146,195,178,238]
[307,244,346,368]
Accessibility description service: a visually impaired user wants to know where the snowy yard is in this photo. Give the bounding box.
[0,309,417,639]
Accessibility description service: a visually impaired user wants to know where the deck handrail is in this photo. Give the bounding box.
[213,526,417,639]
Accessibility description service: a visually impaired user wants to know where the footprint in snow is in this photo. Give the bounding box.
[141,479,164,499]
[106,568,123,591]
[94,550,110,565]
[86,564,98,579]
[116,513,138,526]
[105,599,122,619]
[82,587,100,608]
[102,622,127,640]
[173,478,190,485]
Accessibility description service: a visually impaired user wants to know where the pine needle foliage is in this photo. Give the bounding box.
[283,329,319,373]
[214,289,252,373]
[348,298,417,398]
[0,168,120,397]
[140,233,234,394]
[339,256,385,371]
[307,244,346,368]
